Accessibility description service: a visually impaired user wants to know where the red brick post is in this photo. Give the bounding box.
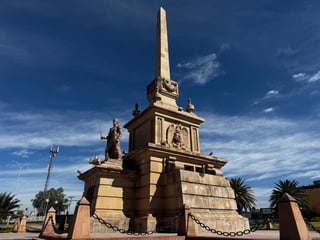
[67,197,91,239]
[39,207,56,238]
[278,193,311,240]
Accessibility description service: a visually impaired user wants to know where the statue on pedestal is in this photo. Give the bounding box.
[100,118,122,161]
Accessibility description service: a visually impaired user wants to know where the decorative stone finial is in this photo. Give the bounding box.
[132,103,140,117]
[186,98,195,113]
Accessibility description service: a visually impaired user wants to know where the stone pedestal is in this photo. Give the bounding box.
[79,159,136,233]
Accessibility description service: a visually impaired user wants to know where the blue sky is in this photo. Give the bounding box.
[1,1,320,214]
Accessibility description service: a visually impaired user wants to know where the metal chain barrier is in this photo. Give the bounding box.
[48,215,67,234]
[93,212,181,235]
[188,213,269,237]
[304,218,320,234]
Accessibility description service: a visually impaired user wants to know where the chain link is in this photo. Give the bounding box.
[188,213,268,237]
[304,218,320,234]
[93,213,180,235]
[48,215,67,234]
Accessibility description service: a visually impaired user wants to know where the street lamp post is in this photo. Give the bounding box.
[43,198,49,219]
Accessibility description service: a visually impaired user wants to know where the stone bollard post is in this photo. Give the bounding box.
[39,207,56,238]
[266,218,273,230]
[12,218,20,232]
[67,197,90,239]
[17,216,27,233]
[278,193,311,240]
[178,204,195,236]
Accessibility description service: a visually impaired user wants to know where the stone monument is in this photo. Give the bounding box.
[78,7,249,235]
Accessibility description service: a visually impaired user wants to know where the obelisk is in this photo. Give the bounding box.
[155,7,170,80]
[148,7,178,107]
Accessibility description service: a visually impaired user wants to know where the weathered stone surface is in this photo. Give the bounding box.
[155,7,170,81]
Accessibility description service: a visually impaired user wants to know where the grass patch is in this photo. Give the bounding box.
[310,222,320,229]
[0,225,13,233]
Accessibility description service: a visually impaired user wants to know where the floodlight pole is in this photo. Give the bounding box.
[42,145,59,216]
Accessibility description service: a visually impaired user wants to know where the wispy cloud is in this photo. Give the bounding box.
[176,53,221,85]
[263,107,274,113]
[0,102,133,208]
[253,90,279,111]
[292,70,320,83]
[265,90,279,97]
[309,71,320,82]
[292,73,308,81]
[252,187,273,207]
[200,113,320,183]
[0,106,130,150]
[11,149,34,158]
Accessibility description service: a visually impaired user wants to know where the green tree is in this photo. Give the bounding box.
[32,187,67,216]
[229,177,256,214]
[0,192,20,220]
[269,179,310,212]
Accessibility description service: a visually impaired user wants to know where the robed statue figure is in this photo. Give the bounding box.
[101,118,122,161]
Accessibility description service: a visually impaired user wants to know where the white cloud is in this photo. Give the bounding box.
[252,187,273,208]
[199,113,320,207]
[176,53,221,85]
[292,71,320,83]
[292,72,308,81]
[308,70,320,82]
[11,149,34,158]
[252,90,279,109]
[0,108,130,150]
[263,107,274,113]
[265,90,279,97]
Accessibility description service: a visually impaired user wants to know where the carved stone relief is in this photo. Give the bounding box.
[166,123,188,150]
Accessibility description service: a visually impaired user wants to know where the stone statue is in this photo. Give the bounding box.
[101,118,122,161]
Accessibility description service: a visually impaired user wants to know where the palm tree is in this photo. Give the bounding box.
[229,177,256,214]
[0,192,20,220]
[269,179,310,211]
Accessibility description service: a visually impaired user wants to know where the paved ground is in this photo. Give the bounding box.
[0,232,40,240]
[0,231,319,240]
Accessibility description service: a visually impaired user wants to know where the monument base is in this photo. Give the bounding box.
[80,147,249,234]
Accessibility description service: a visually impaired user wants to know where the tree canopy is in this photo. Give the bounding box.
[32,187,67,216]
[229,177,256,214]
[0,192,20,220]
[269,179,310,211]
